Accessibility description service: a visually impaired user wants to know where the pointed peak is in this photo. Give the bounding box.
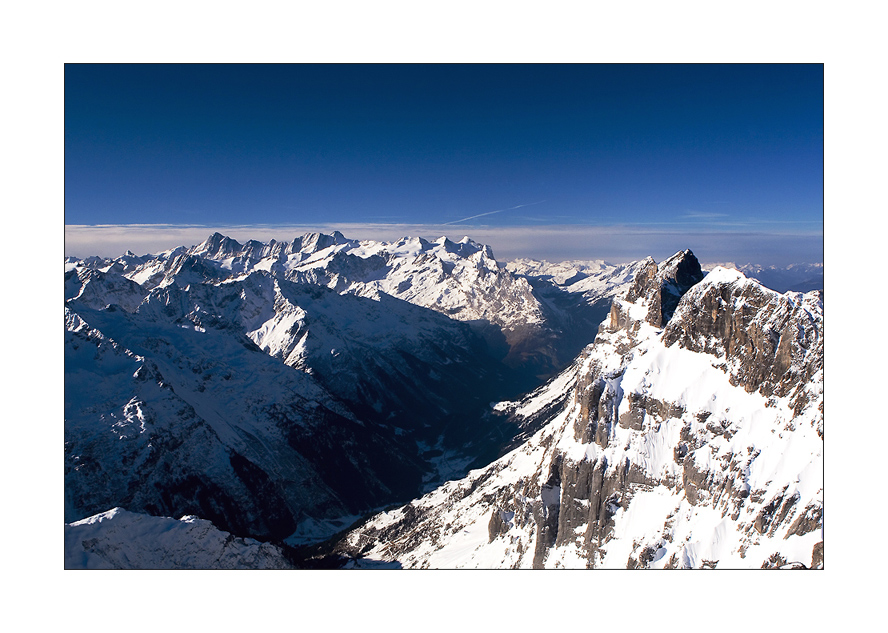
[619,249,705,328]
[299,231,350,254]
[661,248,696,265]
[200,231,224,247]
[657,249,703,289]
[194,232,242,258]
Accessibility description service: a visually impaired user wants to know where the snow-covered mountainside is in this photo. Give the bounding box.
[66,508,295,569]
[65,263,526,544]
[506,258,645,304]
[331,250,824,569]
[65,236,823,569]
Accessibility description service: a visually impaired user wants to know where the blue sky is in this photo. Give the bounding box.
[65,64,823,264]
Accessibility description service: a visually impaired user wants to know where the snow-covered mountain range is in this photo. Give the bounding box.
[64,233,823,569]
[66,232,638,381]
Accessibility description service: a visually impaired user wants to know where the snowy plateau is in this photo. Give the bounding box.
[64,232,823,569]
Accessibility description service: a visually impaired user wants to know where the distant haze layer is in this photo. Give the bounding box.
[65,223,823,267]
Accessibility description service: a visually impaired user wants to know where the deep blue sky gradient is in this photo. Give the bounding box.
[65,64,823,260]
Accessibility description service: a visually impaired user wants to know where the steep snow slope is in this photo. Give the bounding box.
[65,298,420,542]
[333,251,823,569]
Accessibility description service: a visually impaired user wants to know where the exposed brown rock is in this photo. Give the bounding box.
[604,250,704,342]
[618,393,686,431]
[812,541,824,569]
[785,504,823,538]
[487,508,511,543]
[663,275,823,400]
[682,455,711,506]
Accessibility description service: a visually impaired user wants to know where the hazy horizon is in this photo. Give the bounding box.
[64,222,823,267]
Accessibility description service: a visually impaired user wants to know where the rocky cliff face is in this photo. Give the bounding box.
[663,267,823,416]
[332,251,824,569]
[606,249,705,339]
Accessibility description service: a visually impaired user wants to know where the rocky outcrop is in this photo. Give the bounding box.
[812,541,824,569]
[618,393,686,431]
[608,250,705,332]
[573,371,621,448]
[663,268,823,400]
[532,456,563,568]
[487,507,512,542]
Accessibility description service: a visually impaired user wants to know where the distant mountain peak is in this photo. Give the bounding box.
[194,232,242,258]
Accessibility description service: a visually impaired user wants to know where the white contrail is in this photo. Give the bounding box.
[443,200,546,225]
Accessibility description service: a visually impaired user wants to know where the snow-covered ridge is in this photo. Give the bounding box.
[701,265,746,285]
[702,261,823,294]
[82,231,524,324]
[69,230,532,328]
[66,508,294,569]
